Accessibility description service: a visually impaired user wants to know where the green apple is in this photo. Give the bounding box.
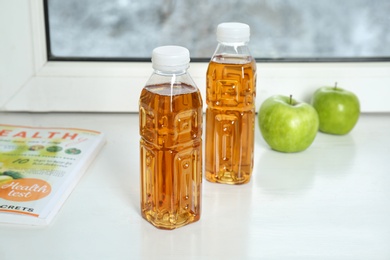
[311,84,360,135]
[258,95,319,153]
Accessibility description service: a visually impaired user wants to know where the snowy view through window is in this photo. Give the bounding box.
[47,0,390,60]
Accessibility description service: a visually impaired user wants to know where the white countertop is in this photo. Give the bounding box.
[0,112,389,260]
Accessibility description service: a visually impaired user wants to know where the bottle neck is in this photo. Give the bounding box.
[153,69,187,76]
[212,41,253,63]
[213,41,251,56]
[146,68,196,89]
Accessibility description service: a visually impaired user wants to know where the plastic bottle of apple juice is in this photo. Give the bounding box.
[139,46,203,229]
[205,23,257,185]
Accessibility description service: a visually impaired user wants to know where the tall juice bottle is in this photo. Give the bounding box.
[139,46,203,229]
[206,23,257,185]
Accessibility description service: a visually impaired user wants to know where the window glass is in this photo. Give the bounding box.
[46,0,390,61]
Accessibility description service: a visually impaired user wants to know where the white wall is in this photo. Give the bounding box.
[0,1,34,109]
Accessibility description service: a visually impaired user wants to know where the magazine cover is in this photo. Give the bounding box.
[0,124,105,225]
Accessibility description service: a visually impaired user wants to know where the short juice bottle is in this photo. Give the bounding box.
[205,23,257,185]
[139,46,203,229]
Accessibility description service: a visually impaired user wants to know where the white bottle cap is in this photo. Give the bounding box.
[152,45,190,72]
[217,22,250,43]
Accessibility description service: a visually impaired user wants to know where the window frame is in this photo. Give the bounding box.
[1,0,390,113]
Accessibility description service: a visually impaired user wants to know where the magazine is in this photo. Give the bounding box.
[0,124,105,225]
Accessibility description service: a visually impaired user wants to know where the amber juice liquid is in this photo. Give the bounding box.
[139,83,202,229]
[206,56,256,184]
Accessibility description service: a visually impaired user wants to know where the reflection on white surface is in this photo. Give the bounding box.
[255,128,358,195]
[256,151,317,194]
[47,0,390,59]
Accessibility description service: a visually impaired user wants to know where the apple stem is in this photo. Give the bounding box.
[334,82,338,90]
[289,94,292,105]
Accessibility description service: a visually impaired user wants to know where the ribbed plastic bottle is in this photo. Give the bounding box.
[205,22,257,185]
[139,46,203,229]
